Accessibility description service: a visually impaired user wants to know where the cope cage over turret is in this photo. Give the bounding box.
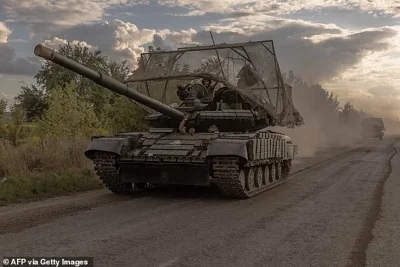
[125,40,303,128]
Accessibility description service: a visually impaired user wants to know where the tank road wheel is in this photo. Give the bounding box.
[238,169,246,191]
[93,152,145,195]
[212,156,288,199]
[263,164,270,185]
[270,163,277,182]
[246,168,256,191]
[255,166,263,188]
[276,162,282,180]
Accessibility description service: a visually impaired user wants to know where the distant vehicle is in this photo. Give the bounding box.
[361,117,385,140]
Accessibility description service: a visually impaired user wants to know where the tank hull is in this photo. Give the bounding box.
[86,129,297,198]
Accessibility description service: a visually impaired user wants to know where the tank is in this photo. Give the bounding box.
[361,117,385,140]
[34,40,304,199]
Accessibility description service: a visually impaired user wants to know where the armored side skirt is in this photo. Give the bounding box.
[119,162,210,186]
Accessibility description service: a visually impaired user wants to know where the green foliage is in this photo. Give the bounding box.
[38,82,101,138]
[103,95,149,133]
[35,43,109,95]
[14,85,48,122]
[0,99,6,121]
[4,104,28,146]
[0,134,102,206]
[34,42,134,122]
[0,99,8,139]
[14,41,150,135]
[0,169,103,206]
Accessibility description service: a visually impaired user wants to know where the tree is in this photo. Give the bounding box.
[14,85,48,122]
[38,82,101,139]
[103,96,148,133]
[17,41,148,134]
[34,42,122,119]
[35,43,109,95]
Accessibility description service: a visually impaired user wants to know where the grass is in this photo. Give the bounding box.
[0,137,105,206]
[0,169,103,206]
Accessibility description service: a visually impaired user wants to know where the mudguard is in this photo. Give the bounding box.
[206,139,249,160]
[84,137,130,160]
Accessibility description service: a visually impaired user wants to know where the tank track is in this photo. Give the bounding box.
[93,152,145,194]
[212,156,291,199]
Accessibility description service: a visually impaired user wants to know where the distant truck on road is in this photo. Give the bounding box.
[361,117,385,140]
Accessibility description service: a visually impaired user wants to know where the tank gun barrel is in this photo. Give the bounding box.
[34,44,185,121]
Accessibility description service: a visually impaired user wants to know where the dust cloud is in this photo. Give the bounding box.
[270,73,368,157]
[383,118,400,136]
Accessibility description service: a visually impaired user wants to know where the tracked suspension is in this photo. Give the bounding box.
[212,156,291,198]
[92,152,292,199]
[93,152,144,194]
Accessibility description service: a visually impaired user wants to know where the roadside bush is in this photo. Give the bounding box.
[0,137,103,206]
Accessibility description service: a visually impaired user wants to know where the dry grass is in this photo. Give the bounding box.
[0,137,91,175]
[0,137,104,206]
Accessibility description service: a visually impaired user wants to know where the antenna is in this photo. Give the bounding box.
[209,31,226,80]
[209,31,216,45]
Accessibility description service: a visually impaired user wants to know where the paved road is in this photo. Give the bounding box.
[0,137,398,267]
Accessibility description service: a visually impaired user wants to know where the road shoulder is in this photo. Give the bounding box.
[366,138,400,267]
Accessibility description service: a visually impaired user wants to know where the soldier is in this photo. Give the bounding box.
[202,78,217,97]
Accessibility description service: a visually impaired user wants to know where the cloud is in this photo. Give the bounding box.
[34,15,398,86]
[174,17,398,84]
[0,22,40,75]
[1,0,399,36]
[368,85,400,97]
[39,20,200,69]
[43,37,96,50]
[1,0,131,28]
[2,1,396,119]
[39,19,156,68]
[158,0,400,17]
[0,22,12,43]
[0,44,41,75]
[151,34,172,51]
[2,0,399,32]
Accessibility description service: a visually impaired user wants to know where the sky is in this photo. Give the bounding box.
[0,0,400,120]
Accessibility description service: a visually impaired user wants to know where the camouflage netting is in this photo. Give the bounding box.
[126,41,303,127]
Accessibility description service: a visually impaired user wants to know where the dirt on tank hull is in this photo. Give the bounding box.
[86,129,297,199]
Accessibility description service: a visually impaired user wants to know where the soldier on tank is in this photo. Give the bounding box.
[202,79,217,97]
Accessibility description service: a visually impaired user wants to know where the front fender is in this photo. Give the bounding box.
[84,137,130,160]
[206,139,249,161]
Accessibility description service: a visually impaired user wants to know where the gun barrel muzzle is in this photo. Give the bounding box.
[34,44,55,60]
